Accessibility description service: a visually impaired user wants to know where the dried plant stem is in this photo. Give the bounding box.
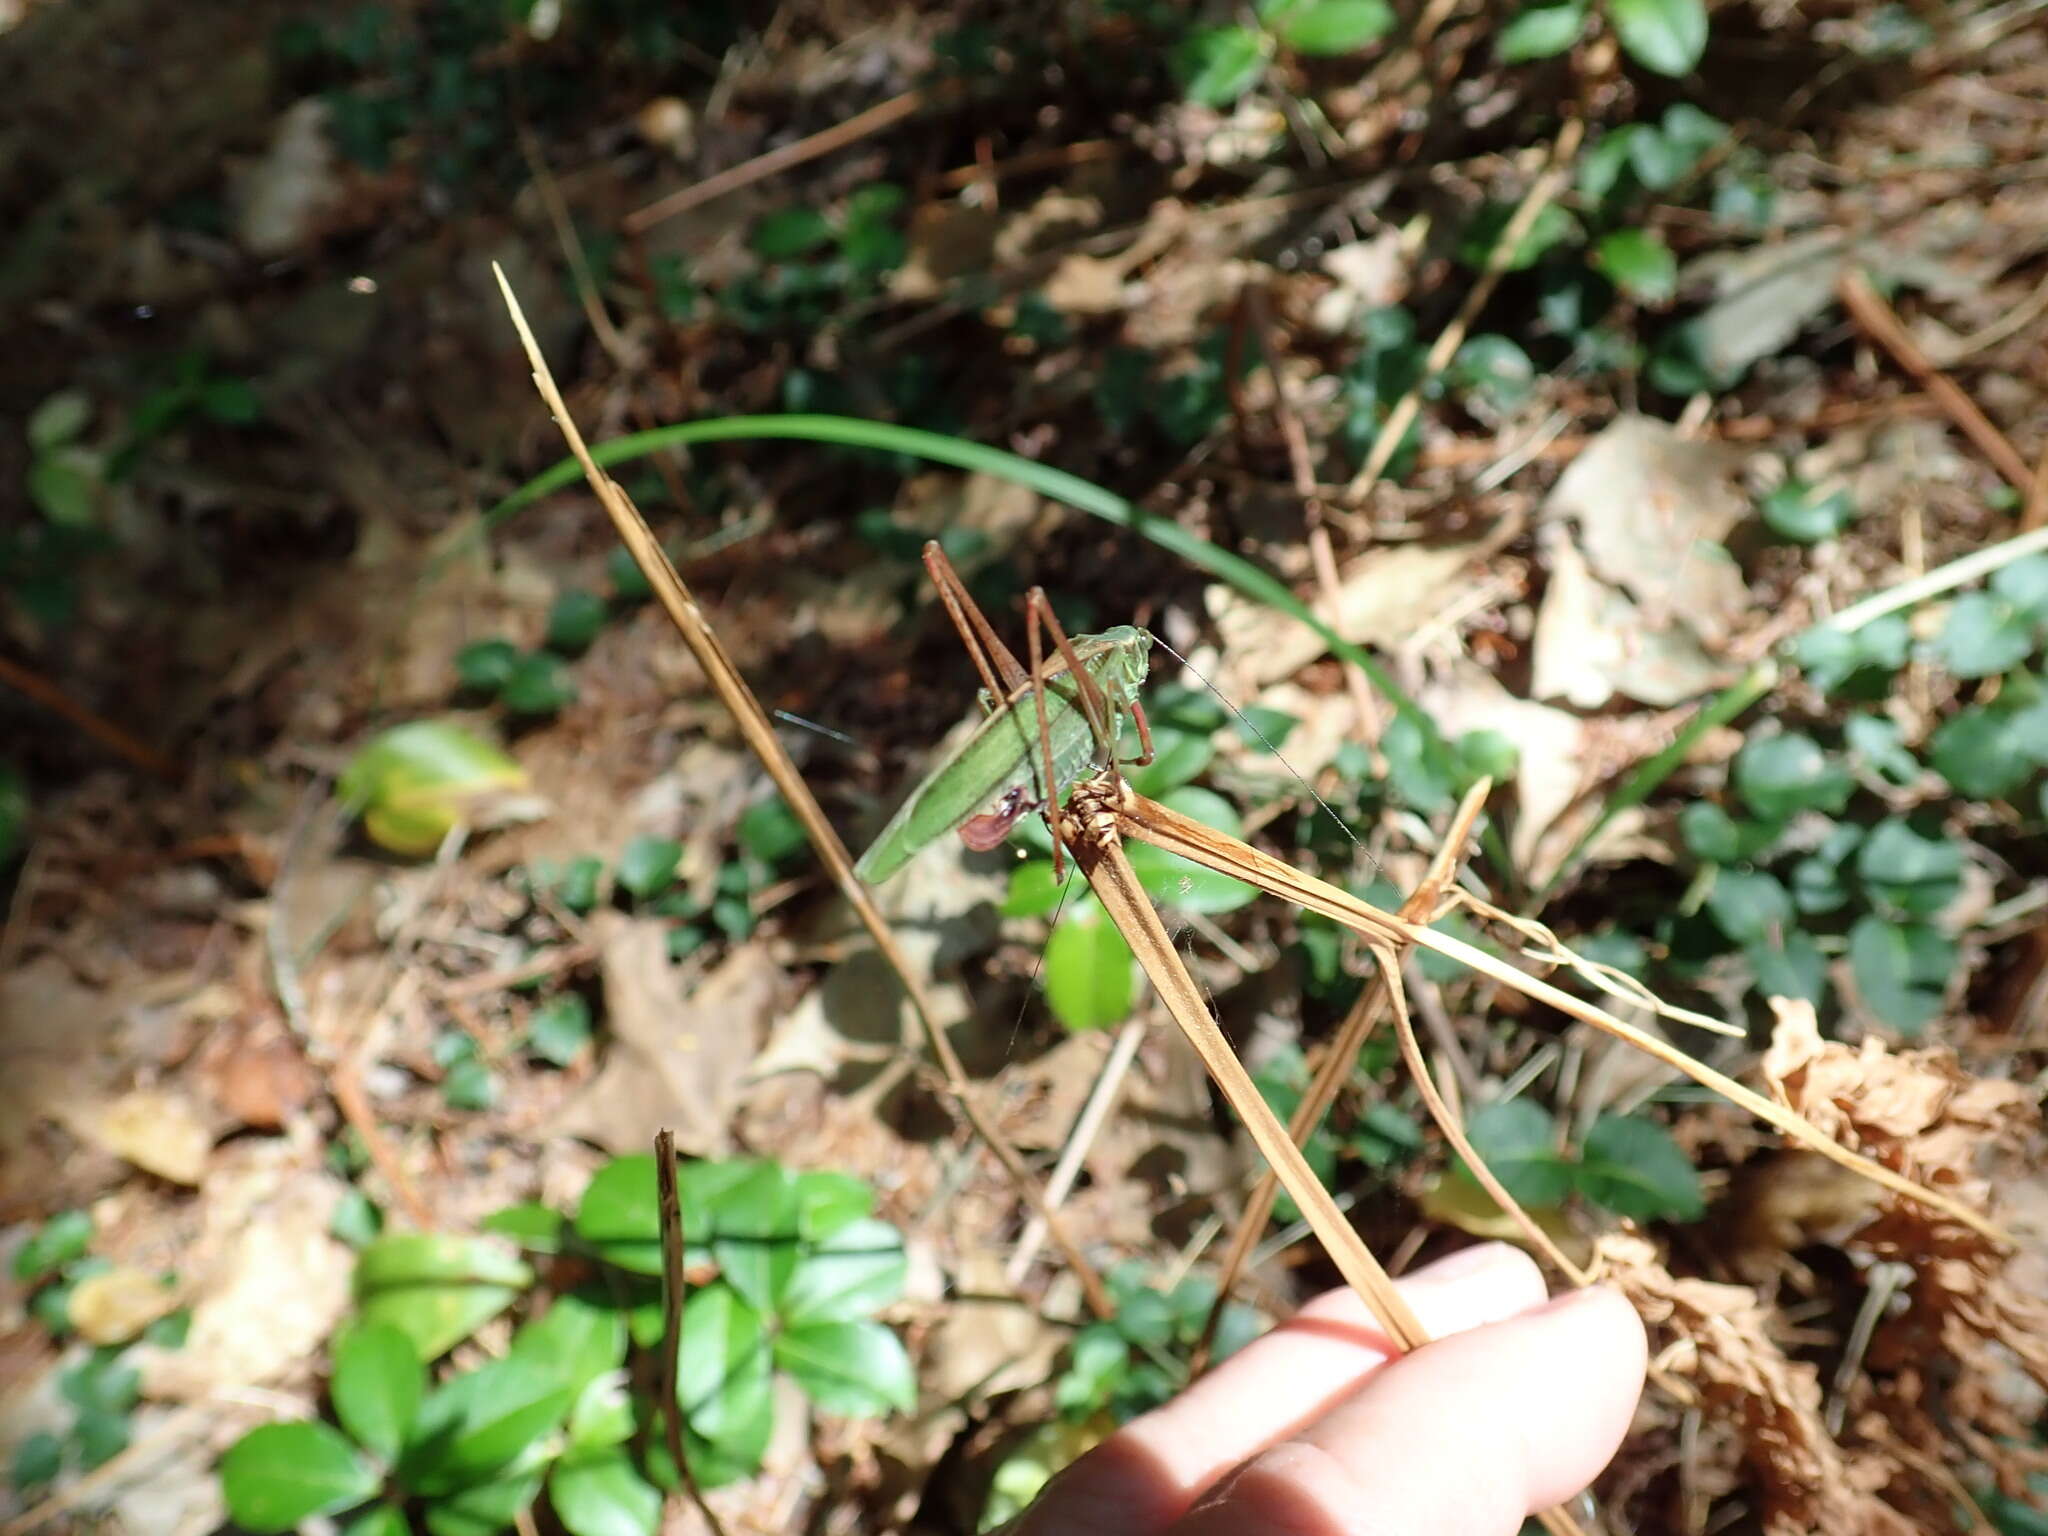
[1189,780,1493,1374]
[624,88,931,233]
[492,266,1113,1320]
[1060,782,1587,1536]
[1837,267,2032,492]
[655,1128,731,1536]
[0,653,177,780]
[1111,785,2009,1247]
[1344,116,1587,499]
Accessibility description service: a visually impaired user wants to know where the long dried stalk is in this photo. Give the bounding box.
[1188,779,1494,1374]
[1058,780,1586,1536]
[492,267,1113,1319]
[1106,782,2008,1247]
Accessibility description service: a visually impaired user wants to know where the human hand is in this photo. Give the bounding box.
[1013,1243,1646,1536]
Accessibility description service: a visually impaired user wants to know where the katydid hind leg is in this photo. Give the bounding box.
[1023,587,1070,883]
[922,541,1029,701]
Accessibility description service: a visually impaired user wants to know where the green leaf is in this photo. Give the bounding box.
[442,1059,497,1112]
[11,1430,63,1490]
[1931,708,2035,799]
[615,836,682,899]
[28,447,104,527]
[1457,201,1580,272]
[1792,617,1908,693]
[1175,25,1269,106]
[1704,869,1792,947]
[332,1322,424,1463]
[60,1352,139,1415]
[1733,732,1851,820]
[565,1372,634,1451]
[28,390,91,449]
[343,1504,413,1536]
[1447,334,1536,413]
[1760,480,1855,543]
[1459,1098,1573,1208]
[1001,857,1071,919]
[1124,725,1216,798]
[14,1209,92,1281]
[752,208,833,261]
[1790,821,1863,915]
[500,652,578,716]
[1043,911,1137,1031]
[1264,0,1395,55]
[552,854,606,914]
[221,1422,381,1533]
[1847,915,1954,1035]
[421,1470,544,1536]
[794,1171,873,1241]
[1677,801,1742,864]
[774,1320,915,1416]
[455,639,520,693]
[1497,0,1586,60]
[352,1234,531,1360]
[780,1216,907,1326]
[1991,554,2048,621]
[1845,714,1918,786]
[1747,930,1826,1007]
[1609,0,1708,75]
[1935,592,2035,679]
[511,1292,628,1401]
[546,590,608,655]
[528,994,593,1067]
[1054,1322,1131,1418]
[737,796,807,865]
[1127,787,1256,914]
[401,1354,575,1495]
[339,721,529,857]
[481,1203,565,1253]
[1856,817,1962,918]
[1578,126,1644,203]
[1594,228,1677,304]
[574,1154,663,1275]
[606,545,653,602]
[551,1450,660,1536]
[199,376,263,424]
[74,1407,131,1470]
[1456,727,1520,784]
[706,1160,800,1313]
[676,1282,773,1448]
[1576,1113,1704,1220]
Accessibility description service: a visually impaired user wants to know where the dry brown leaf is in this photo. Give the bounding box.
[139,1149,352,1400]
[1531,522,1727,708]
[552,912,781,1155]
[1542,416,1753,649]
[57,1088,214,1186]
[1600,1231,1916,1536]
[1762,999,2048,1496]
[68,1266,183,1345]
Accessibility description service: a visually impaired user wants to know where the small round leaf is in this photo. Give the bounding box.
[221,1422,380,1533]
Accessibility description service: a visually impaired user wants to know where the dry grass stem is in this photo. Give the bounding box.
[492,266,1114,1319]
[1110,785,2009,1247]
[1190,779,1493,1373]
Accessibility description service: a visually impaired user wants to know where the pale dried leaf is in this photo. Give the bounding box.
[69,1266,182,1345]
[58,1089,213,1186]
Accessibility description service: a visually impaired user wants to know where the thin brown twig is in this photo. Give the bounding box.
[2022,435,2048,533]
[491,266,1114,1320]
[1254,283,1383,747]
[517,126,633,370]
[1344,116,1587,499]
[1836,266,2034,492]
[0,653,177,780]
[1188,779,1492,1375]
[655,1127,731,1536]
[624,87,932,233]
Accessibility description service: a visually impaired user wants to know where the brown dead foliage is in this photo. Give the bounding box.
[1599,1001,2045,1533]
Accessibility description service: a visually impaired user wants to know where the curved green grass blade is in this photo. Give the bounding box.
[478,415,1426,729]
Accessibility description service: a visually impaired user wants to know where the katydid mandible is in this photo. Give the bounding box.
[853,544,1156,885]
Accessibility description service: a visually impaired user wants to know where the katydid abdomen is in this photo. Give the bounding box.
[853,626,1153,883]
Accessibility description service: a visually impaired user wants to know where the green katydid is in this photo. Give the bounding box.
[853,543,1156,885]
